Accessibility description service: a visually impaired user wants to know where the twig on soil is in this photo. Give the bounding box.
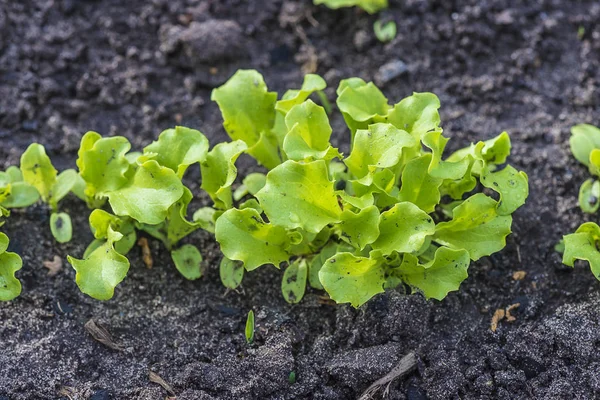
[84,319,124,351]
[149,371,176,397]
[137,237,153,269]
[358,352,417,400]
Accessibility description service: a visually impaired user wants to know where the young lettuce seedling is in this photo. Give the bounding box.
[561,124,600,279]
[313,0,388,14]
[67,126,216,299]
[212,70,529,307]
[0,207,22,301]
[0,144,82,243]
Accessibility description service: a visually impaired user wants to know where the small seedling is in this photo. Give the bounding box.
[562,124,600,279]
[245,310,255,344]
[313,0,388,14]
[373,19,397,43]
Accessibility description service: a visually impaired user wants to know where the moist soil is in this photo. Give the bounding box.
[1,0,600,399]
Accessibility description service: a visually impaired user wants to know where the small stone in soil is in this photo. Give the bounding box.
[375,59,408,86]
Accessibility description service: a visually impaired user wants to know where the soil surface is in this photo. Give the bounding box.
[1,0,600,399]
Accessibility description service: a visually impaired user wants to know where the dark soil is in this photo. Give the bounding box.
[1,0,600,399]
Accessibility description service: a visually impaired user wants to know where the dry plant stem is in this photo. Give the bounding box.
[358,352,417,400]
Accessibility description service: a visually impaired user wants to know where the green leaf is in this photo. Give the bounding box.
[243,173,266,195]
[20,143,57,202]
[67,228,130,300]
[314,0,388,14]
[344,123,416,178]
[319,253,385,307]
[211,70,280,168]
[480,165,529,215]
[386,92,441,141]
[276,74,327,114]
[143,126,209,178]
[433,193,512,260]
[422,130,470,180]
[50,212,72,243]
[338,205,380,250]
[579,179,600,213]
[256,160,341,234]
[89,209,123,239]
[171,244,203,280]
[397,247,470,300]
[563,222,600,279]
[398,154,443,213]
[307,241,353,289]
[6,166,23,183]
[570,124,600,166]
[245,310,255,344]
[448,132,512,169]
[371,202,435,255]
[373,19,397,43]
[282,100,340,162]
[282,259,308,304]
[0,232,22,301]
[215,208,290,270]
[51,169,79,206]
[1,182,40,208]
[336,79,389,136]
[166,187,201,247]
[201,140,247,210]
[192,207,217,233]
[77,132,131,198]
[220,256,244,289]
[107,160,184,225]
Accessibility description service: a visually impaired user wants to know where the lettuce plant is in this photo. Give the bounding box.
[212,70,529,307]
[0,207,22,301]
[0,145,82,243]
[66,126,217,299]
[562,124,600,278]
[314,0,388,14]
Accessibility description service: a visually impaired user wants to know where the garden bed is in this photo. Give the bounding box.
[1,0,600,399]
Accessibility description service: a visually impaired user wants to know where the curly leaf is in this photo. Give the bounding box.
[282,100,340,161]
[107,160,184,225]
[276,74,327,114]
[166,187,201,247]
[144,126,209,178]
[371,202,435,255]
[344,123,416,178]
[386,92,441,141]
[256,160,341,234]
[397,247,470,300]
[215,208,290,270]
[338,205,380,250]
[77,132,131,198]
[398,154,443,213]
[220,256,244,289]
[0,233,22,301]
[422,130,470,180]
[448,132,512,172]
[282,258,308,304]
[201,140,247,210]
[319,253,385,307]
[20,143,57,202]
[563,222,600,279]
[433,193,512,260]
[480,165,529,215]
[336,78,389,136]
[67,228,130,300]
[211,70,280,168]
[192,207,217,234]
[171,244,203,280]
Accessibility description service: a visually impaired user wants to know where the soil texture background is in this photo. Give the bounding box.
[1,0,600,399]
